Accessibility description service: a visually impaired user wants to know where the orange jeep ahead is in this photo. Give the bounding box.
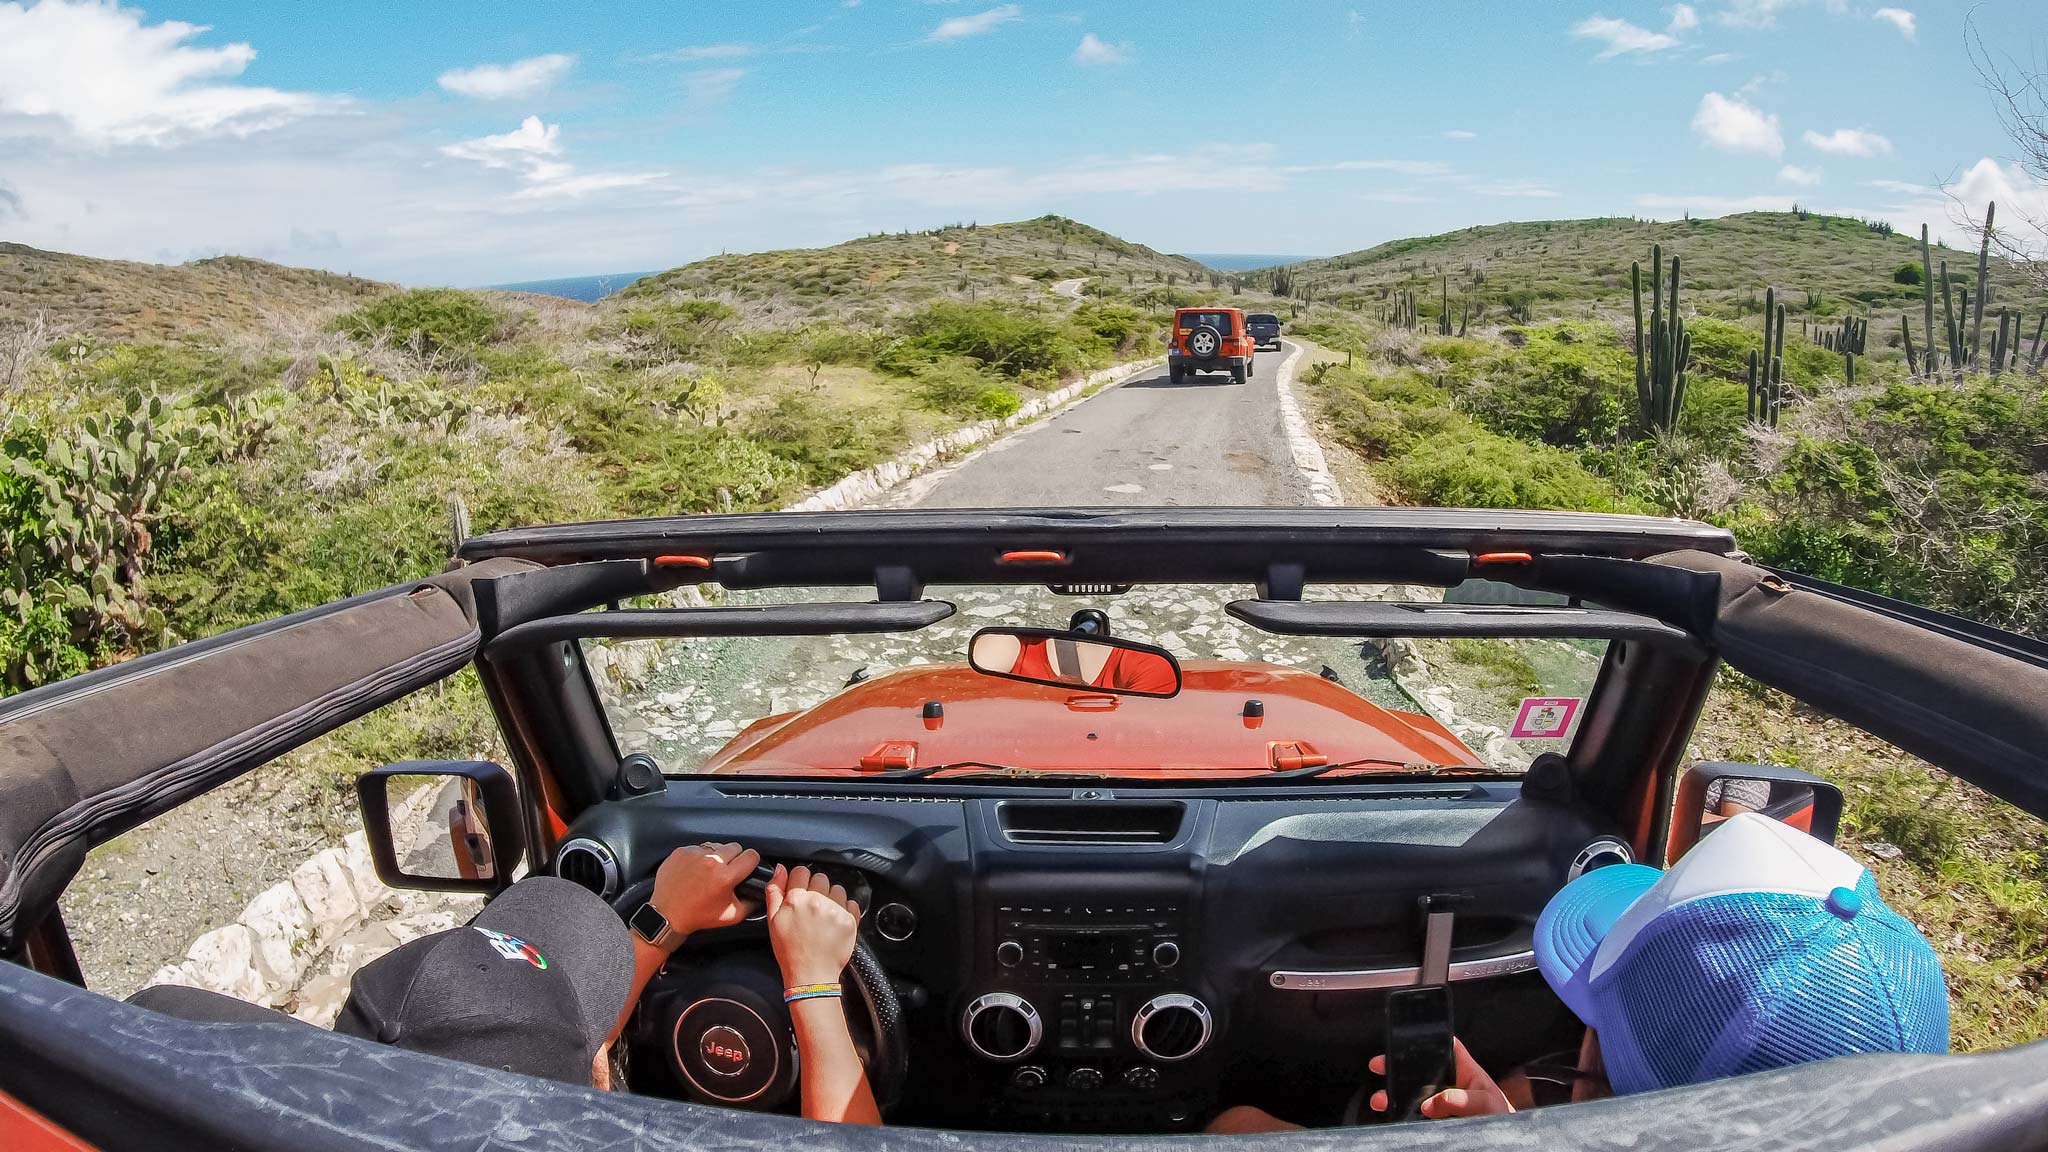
[1167,306,1255,384]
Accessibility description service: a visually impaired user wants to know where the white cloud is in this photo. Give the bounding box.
[654,44,755,62]
[1701,51,1738,64]
[1571,16,1679,59]
[1074,33,1130,65]
[1467,179,1562,198]
[927,5,1022,43]
[1871,7,1914,39]
[437,54,574,100]
[1715,0,1800,29]
[1635,191,1797,215]
[1287,159,1456,177]
[1778,164,1822,185]
[1443,129,1478,139]
[0,0,341,146]
[684,68,747,104]
[441,116,566,178]
[1361,191,1428,203]
[1668,4,1700,32]
[440,115,665,199]
[1692,91,1783,155]
[1803,127,1892,156]
[1865,178,1932,196]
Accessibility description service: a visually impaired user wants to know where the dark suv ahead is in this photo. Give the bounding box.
[1246,312,1282,350]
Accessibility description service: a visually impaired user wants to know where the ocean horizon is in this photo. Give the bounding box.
[489,271,656,301]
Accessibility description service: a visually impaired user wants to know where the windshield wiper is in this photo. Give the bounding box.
[1264,757,1491,781]
[863,760,1091,781]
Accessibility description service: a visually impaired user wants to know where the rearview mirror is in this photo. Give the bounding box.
[356,760,525,894]
[967,627,1181,698]
[1666,761,1843,864]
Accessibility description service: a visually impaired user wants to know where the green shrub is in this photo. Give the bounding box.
[1893,262,1925,286]
[335,289,503,355]
[882,302,1106,382]
[1460,323,1633,446]
[746,392,901,482]
[1389,427,1626,511]
[608,300,739,367]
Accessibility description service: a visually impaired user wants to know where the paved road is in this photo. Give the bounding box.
[900,342,1308,508]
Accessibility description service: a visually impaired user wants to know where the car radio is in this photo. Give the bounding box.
[993,902,1185,984]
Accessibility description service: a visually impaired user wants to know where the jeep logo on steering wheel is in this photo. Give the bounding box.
[700,1025,752,1076]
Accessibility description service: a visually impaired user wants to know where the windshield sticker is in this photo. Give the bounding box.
[1510,697,1582,739]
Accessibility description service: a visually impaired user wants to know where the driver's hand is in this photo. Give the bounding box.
[650,842,760,943]
[764,864,861,986]
[1368,1037,1514,1119]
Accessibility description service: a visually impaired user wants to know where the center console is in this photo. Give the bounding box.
[960,885,1216,1130]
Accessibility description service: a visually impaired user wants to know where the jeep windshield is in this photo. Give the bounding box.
[583,581,1606,781]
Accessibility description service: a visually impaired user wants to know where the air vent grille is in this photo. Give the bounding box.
[998,801,1184,845]
[555,838,618,898]
[715,789,957,805]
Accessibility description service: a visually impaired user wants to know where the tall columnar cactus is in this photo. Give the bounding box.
[1920,224,1939,379]
[1632,244,1691,433]
[1747,288,1786,427]
[1437,276,1452,336]
[1900,315,1919,377]
[1971,201,1995,366]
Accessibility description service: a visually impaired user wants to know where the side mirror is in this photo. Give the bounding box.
[968,627,1182,698]
[1666,761,1843,864]
[356,760,525,894]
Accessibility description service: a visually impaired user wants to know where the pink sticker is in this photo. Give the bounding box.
[1510,697,1582,739]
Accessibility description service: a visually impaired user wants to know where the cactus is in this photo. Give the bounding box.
[1971,201,1995,366]
[1900,315,1919,377]
[1747,288,1787,427]
[2,393,195,667]
[1920,224,1939,378]
[1632,244,1691,433]
[1436,276,1452,336]
[1270,265,1294,298]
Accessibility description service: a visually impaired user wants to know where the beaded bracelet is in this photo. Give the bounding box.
[784,983,842,1003]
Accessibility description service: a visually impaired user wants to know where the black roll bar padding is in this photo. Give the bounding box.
[1226,600,1704,657]
[482,599,958,661]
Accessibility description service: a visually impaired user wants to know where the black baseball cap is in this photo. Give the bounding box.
[336,877,634,1085]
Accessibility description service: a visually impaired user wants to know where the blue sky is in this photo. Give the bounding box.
[1,0,2041,284]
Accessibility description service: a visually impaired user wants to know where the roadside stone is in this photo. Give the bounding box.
[181,924,268,1003]
[341,830,387,907]
[237,882,313,995]
[291,973,352,1027]
[1865,841,1904,861]
[292,848,364,950]
[388,910,461,944]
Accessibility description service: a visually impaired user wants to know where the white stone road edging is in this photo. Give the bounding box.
[1270,341,1340,507]
[787,356,1163,513]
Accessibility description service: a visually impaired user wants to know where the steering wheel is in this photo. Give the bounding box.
[610,864,907,1113]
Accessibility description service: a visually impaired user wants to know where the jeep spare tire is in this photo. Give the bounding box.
[1187,324,1222,362]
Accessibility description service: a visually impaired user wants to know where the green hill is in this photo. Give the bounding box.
[0,243,394,342]
[622,215,1222,318]
[1277,212,2046,341]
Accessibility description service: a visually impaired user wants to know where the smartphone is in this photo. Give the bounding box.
[1382,984,1455,1122]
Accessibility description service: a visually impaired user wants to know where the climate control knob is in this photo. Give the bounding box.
[1065,1067,1104,1092]
[1151,940,1181,968]
[1122,1065,1160,1090]
[1012,1065,1047,1091]
[995,940,1024,967]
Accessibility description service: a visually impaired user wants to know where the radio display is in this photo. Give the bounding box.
[1046,932,1121,967]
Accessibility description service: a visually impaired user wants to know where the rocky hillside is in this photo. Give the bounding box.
[0,243,395,342]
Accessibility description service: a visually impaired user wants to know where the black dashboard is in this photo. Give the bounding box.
[553,778,1626,1131]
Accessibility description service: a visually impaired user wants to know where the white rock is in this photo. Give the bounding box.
[292,848,364,950]
[291,973,352,1028]
[182,924,269,1003]
[341,830,389,908]
[237,882,313,993]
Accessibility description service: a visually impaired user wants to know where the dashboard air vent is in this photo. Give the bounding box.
[998,801,1184,845]
[555,838,619,899]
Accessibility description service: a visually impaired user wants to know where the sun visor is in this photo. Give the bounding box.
[0,558,533,948]
[1651,549,2048,820]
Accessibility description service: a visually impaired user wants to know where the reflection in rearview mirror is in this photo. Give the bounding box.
[388,774,496,881]
[967,628,1181,698]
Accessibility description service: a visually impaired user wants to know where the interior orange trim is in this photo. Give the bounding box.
[0,1088,99,1152]
[652,554,712,569]
[998,550,1067,565]
[1474,552,1534,565]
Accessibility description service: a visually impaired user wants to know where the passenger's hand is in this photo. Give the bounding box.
[650,842,760,944]
[765,864,861,987]
[1368,1037,1513,1120]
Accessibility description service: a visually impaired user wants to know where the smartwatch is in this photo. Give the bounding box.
[630,902,683,949]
